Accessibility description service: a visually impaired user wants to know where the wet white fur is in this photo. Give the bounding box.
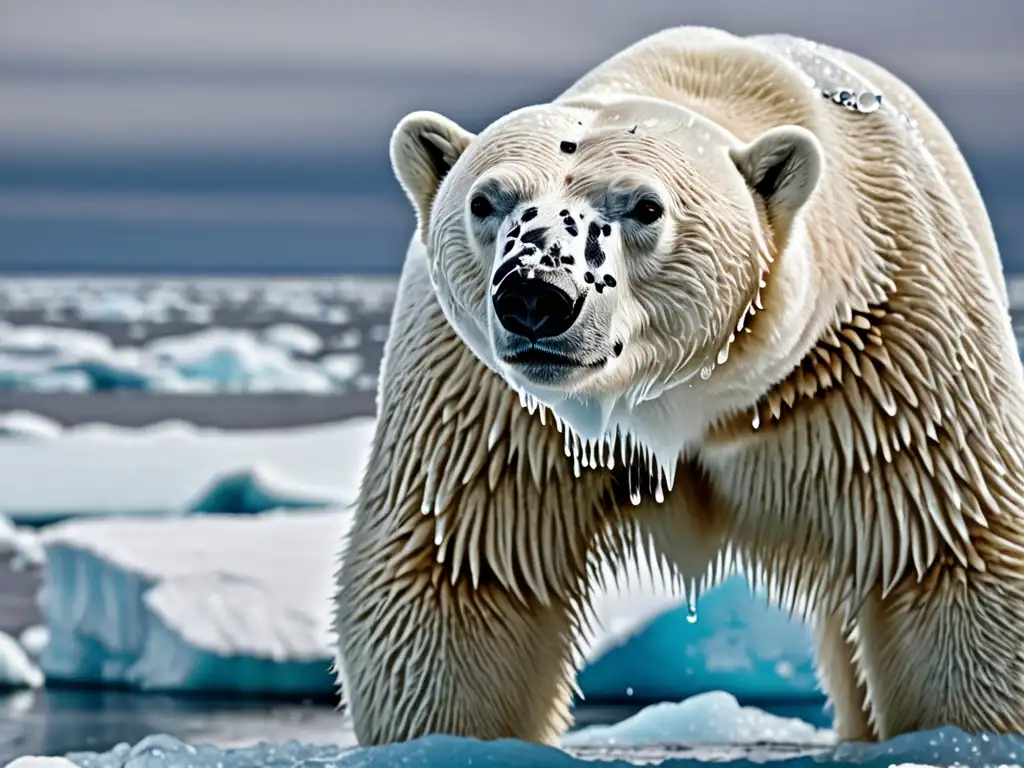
[334,26,1024,745]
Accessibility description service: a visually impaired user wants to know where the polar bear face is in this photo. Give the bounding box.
[391,96,822,446]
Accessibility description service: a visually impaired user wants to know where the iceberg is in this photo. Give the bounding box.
[38,511,349,695]
[0,418,375,523]
[578,575,819,702]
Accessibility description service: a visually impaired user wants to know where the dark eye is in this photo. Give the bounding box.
[470,195,494,219]
[627,198,663,225]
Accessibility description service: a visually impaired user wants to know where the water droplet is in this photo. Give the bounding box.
[686,595,698,624]
[856,91,882,113]
[699,365,713,380]
[626,687,634,696]
[628,447,642,505]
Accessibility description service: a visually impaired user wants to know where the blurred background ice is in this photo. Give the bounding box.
[0,0,1022,765]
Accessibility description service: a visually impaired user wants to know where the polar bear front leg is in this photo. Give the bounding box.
[812,610,875,741]
[333,258,617,745]
[856,569,1024,739]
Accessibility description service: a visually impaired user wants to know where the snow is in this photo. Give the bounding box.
[0,418,376,523]
[0,630,44,690]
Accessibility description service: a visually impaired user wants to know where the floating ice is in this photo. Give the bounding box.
[0,318,374,394]
[0,630,44,689]
[562,691,833,747]
[145,328,336,393]
[320,353,363,385]
[0,277,398,328]
[260,323,324,356]
[186,465,340,515]
[0,418,375,523]
[0,514,46,571]
[6,757,79,768]
[38,510,350,695]
[0,411,62,439]
[18,625,50,660]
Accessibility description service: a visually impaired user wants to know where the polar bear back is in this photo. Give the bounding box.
[558,26,1006,310]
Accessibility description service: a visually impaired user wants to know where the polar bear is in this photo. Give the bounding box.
[333,26,1024,746]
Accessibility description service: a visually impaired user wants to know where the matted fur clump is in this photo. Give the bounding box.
[334,26,1024,746]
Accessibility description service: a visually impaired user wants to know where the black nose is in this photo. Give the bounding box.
[493,273,578,340]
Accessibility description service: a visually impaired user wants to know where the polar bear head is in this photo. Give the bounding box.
[390,95,823,452]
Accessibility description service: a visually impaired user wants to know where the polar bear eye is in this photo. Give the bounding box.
[627,198,664,225]
[470,195,495,219]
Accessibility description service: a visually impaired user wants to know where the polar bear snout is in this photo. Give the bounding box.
[492,271,582,341]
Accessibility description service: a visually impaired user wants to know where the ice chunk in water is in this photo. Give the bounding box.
[561,691,833,747]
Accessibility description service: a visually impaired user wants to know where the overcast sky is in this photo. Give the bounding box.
[0,0,1021,273]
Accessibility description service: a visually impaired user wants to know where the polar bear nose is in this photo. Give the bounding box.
[492,272,577,341]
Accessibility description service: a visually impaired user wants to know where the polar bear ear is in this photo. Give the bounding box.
[730,126,823,228]
[390,111,475,242]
